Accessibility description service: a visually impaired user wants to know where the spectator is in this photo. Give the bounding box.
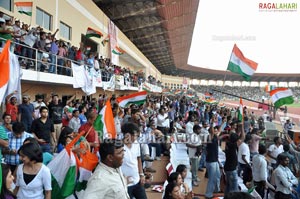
[83,138,129,199]
[31,106,55,153]
[18,95,34,132]
[273,153,298,199]
[78,111,100,150]
[267,136,284,169]
[0,163,16,199]
[57,126,74,153]
[0,125,9,164]
[68,109,81,133]
[14,142,52,198]
[2,113,12,133]
[121,122,147,199]
[5,91,18,123]
[252,144,268,198]
[4,122,33,173]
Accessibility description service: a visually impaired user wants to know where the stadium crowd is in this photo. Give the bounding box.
[1,10,300,199]
[0,14,162,87]
[191,85,300,102]
[0,89,300,199]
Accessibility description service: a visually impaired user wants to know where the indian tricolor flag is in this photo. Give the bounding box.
[0,40,10,103]
[101,35,110,46]
[86,27,103,38]
[174,89,182,95]
[227,44,258,81]
[142,83,151,92]
[186,93,195,98]
[238,98,243,122]
[15,2,33,16]
[94,100,116,140]
[112,46,126,55]
[270,88,294,108]
[116,91,147,108]
[205,99,217,104]
[47,131,85,198]
[265,85,276,92]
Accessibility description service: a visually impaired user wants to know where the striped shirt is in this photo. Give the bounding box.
[0,126,8,160]
[5,131,33,165]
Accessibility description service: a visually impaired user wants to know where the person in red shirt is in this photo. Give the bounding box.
[5,91,18,123]
[78,111,100,151]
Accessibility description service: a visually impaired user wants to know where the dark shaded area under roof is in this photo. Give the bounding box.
[93,0,300,82]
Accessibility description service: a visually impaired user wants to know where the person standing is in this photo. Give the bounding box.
[68,109,81,133]
[78,111,100,150]
[14,143,52,199]
[31,106,55,153]
[186,124,201,187]
[5,91,18,123]
[48,93,76,144]
[18,95,34,132]
[83,138,129,199]
[273,154,298,199]
[224,127,245,194]
[205,123,221,199]
[252,144,268,198]
[4,122,33,173]
[121,122,147,199]
[267,136,284,169]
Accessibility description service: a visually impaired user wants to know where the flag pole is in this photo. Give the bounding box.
[219,44,235,102]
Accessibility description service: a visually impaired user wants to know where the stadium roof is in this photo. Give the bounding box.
[93,0,300,82]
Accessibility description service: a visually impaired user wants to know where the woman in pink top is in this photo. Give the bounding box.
[57,41,66,74]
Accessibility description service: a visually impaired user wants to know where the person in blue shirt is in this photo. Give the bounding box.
[78,105,87,125]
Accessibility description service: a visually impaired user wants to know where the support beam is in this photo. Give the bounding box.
[131,31,167,41]
[123,20,166,33]
[142,47,169,53]
[136,39,169,47]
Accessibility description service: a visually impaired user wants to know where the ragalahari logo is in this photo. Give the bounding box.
[259,2,297,12]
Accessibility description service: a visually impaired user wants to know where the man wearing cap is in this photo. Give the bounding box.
[18,95,34,132]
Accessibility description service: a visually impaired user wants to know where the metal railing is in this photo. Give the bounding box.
[0,38,162,89]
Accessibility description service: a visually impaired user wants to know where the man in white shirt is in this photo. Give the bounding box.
[185,114,195,135]
[198,121,209,171]
[268,136,284,169]
[273,153,298,199]
[156,108,169,134]
[237,134,251,181]
[283,119,293,134]
[121,122,147,199]
[252,144,268,199]
[68,109,81,133]
[186,124,202,186]
[112,103,122,139]
[31,95,47,119]
[83,138,129,199]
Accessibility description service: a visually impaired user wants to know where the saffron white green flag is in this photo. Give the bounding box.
[94,100,116,140]
[116,91,147,108]
[0,41,22,104]
[227,44,258,81]
[86,27,103,38]
[270,88,294,108]
[15,2,33,16]
[238,98,243,121]
[48,149,77,199]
